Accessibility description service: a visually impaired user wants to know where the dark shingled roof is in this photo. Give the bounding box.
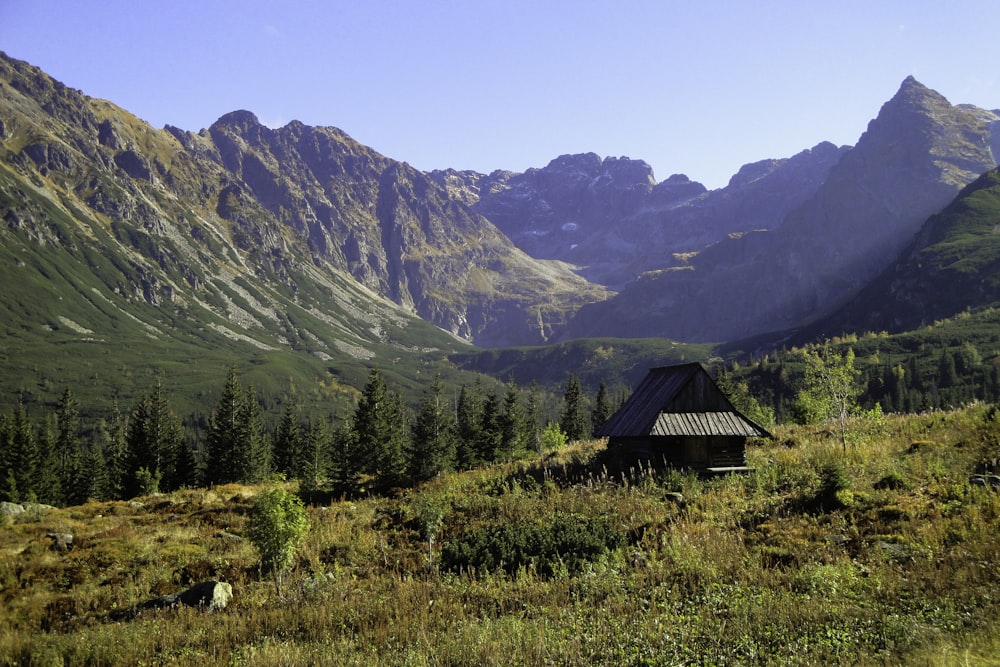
[596,363,770,439]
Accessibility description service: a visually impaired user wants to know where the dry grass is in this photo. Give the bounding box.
[2,405,999,665]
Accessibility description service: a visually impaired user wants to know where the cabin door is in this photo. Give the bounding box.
[684,437,709,467]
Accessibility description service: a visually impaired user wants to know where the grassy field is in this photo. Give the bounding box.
[2,404,999,665]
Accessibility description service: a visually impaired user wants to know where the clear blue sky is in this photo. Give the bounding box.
[2,0,997,189]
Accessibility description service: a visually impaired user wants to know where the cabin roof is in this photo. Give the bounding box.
[652,411,768,437]
[597,363,770,439]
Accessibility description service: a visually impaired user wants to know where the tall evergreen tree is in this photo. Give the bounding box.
[524,380,542,454]
[591,381,612,436]
[477,389,503,462]
[272,402,304,479]
[54,387,80,498]
[203,367,243,485]
[498,379,526,460]
[103,403,129,500]
[238,385,270,483]
[408,374,457,482]
[559,375,591,442]
[203,368,268,485]
[302,416,331,493]
[124,378,184,497]
[33,416,62,505]
[455,380,485,468]
[329,420,360,497]
[67,438,110,505]
[0,404,37,503]
[352,368,408,490]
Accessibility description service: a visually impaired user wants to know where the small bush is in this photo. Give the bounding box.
[874,471,910,491]
[441,511,624,576]
[247,487,309,591]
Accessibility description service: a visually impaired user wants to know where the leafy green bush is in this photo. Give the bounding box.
[441,511,624,576]
[247,487,309,591]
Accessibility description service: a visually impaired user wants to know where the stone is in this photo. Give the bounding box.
[0,501,24,516]
[142,580,233,612]
[46,532,73,552]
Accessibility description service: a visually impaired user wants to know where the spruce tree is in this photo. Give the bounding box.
[203,367,243,485]
[203,368,268,485]
[54,387,80,498]
[272,402,304,479]
[408,374,457,483]
[559,375,591,442]
[33,416,62,505]
[591,381,612,436]
[302,416,331,493]
[0,405,38,503]
[455,381,485,468]
[237,385,270,483]
[352,368,408,490]
[124,379,183,497]
[103,404,129,500]
[498,379,526,460]
[329,420,360,497]
[524,380,542,454]
[477,389,503,462]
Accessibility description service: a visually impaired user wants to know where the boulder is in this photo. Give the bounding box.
[0,501,24,516]
[141,580,233,611]
[46,532,73,552]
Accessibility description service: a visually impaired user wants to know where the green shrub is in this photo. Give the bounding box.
[441,511,624,576]
[247,487,309,592]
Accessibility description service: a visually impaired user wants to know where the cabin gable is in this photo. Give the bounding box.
[598,363,769,473]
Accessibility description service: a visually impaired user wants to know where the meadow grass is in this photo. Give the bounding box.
[2,405,999,665]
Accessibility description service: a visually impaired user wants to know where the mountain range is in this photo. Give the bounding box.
[2,50,1000,407]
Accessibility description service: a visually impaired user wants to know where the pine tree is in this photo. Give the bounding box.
[165,437,199,491]
[301,416,331,493]
[0,405,38,503]
[591,381,612,436]
[477,389,503,462]
[33,416,62,504]
[272,402,304,479]
[203,367,243,486]
[559,375,591,442]
[237,385,270,483]
[203,368,268,485]
[67,438,110,505]
[124,379,183,497]
[497,379,526,460]
[352,368,409,490]
[524,380,542,454]
[329,420,360,497]
[54,387,80,498]
[408,374,457,482]
[455,381,484,467]
[103,403,129,500]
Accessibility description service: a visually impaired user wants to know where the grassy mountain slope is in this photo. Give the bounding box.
[2,405,998,664]
[0,54,483,418]
[816,167,1000,337]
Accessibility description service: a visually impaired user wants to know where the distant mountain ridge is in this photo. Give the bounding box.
[2,48,1000,381]
[557,77,1000,342]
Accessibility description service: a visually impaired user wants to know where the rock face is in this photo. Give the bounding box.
[432,144,844,288]
[0,52,604,349]
[559,77,1000,342]
[2,49,999,351]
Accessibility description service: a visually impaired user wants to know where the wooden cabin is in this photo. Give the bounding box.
[596,363,770,473]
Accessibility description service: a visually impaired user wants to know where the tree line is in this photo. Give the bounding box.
[0,367,616,506]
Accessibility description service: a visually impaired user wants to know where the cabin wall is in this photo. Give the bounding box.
[609,435,747,469]
[663,372,733,412]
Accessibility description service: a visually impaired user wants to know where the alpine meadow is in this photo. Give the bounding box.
[2,48,1000,666]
